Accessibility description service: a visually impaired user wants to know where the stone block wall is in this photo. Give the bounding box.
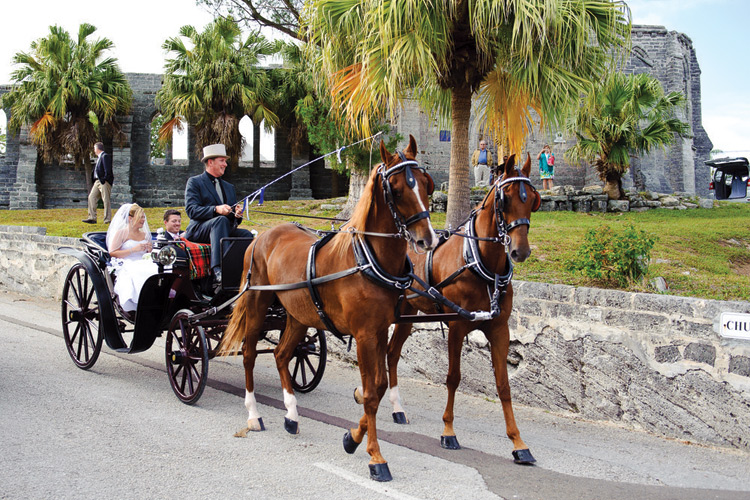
[327,285,750,452]
[0,226,79,298]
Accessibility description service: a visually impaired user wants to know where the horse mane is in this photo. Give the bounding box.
[329,166,381,258]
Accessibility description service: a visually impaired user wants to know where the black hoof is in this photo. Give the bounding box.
[392,412,408,424]
[258,418,265,431]
[284,417,299,435]
[512,448,536,465]
[440,435,461,450]
[369,462,393,482]
[343,430,361,454]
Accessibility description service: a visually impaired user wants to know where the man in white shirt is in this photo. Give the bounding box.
[163,209,183,240]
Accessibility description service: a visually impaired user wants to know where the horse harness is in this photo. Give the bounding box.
[242,155,431,342]
[415,171,540,318]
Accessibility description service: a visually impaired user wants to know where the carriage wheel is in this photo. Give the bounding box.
[61,263,103,370]
[166,309,209,405]
[290,329,327,393]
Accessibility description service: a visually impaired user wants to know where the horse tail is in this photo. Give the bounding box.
[220,288,250,356]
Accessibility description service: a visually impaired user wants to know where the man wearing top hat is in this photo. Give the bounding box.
[184,144,252,285]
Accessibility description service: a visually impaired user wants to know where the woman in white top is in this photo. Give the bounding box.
[107,203,157,312]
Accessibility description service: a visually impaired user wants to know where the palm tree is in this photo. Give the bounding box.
[2,24,132,190]
[156,16,280,168]
[302,0,631,229]
[566,72,690,200]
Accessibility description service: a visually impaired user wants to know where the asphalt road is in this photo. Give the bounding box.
[0,290,748,500]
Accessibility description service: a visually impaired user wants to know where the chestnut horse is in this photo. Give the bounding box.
[221,135,437,482]
[358,153,540,465]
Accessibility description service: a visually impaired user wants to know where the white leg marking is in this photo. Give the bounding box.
[283,389,299,422]
[245,390,261,420]
[389,386,405,414]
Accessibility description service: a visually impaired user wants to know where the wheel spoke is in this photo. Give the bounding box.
[303,354,318,377]
[70,322,81,345]
[77,322,88,360]
[294,356,307,386]
[72,272,83,305]
[185,364,197,394]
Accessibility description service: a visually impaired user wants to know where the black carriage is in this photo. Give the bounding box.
[58,231,327,404]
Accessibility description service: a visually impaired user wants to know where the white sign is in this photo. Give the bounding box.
[720,312,750,340]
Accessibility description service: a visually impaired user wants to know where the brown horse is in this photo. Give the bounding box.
[358,153,540,465]
[221,135,437,482]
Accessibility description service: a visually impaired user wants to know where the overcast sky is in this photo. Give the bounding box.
[1,0,748,158]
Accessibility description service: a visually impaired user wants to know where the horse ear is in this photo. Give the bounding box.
[504,154,516,177]
[405,134,418,158]
[379,139,392,164]
[522,152,532,177]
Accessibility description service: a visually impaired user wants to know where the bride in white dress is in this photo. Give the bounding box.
[107,203,158,312]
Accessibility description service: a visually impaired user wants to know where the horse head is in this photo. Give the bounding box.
[377,135,438,252]
[495,153,540,263]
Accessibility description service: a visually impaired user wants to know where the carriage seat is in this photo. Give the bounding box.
[82,231,212,280]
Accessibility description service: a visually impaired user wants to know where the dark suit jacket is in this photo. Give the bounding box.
[93,151,114,185]
[184,171,241,234]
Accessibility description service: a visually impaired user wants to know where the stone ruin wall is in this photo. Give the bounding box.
[0,25,712,209]
[0,75,344,210]
[395,25,713,197]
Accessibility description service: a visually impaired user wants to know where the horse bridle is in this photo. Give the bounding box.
[378,151,434,240]
[486,170,541,237]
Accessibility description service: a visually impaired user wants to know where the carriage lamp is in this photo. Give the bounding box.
[152,245,177,267]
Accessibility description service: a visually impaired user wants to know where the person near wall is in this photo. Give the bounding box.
[163,209,184,241]
[183,144,252,285]
[83,142,114,224]
[537,144,555,190]
[107,203,157,312]
[470,140,494,187]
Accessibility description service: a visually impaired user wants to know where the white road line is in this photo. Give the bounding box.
[314,462,425,500]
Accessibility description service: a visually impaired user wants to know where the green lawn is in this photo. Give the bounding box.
[2,200,748,302]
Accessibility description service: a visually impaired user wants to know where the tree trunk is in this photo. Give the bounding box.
[337,160,368,220]
[83,156,93,194]
[603,172,626,200]
[446,85,472,230]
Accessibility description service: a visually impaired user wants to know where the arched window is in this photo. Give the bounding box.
[239,115,275,168]
[149,113,188,163]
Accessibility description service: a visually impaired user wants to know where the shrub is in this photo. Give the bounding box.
[566,224,657,286]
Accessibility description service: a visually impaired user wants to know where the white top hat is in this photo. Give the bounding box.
[201,144,229,162]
